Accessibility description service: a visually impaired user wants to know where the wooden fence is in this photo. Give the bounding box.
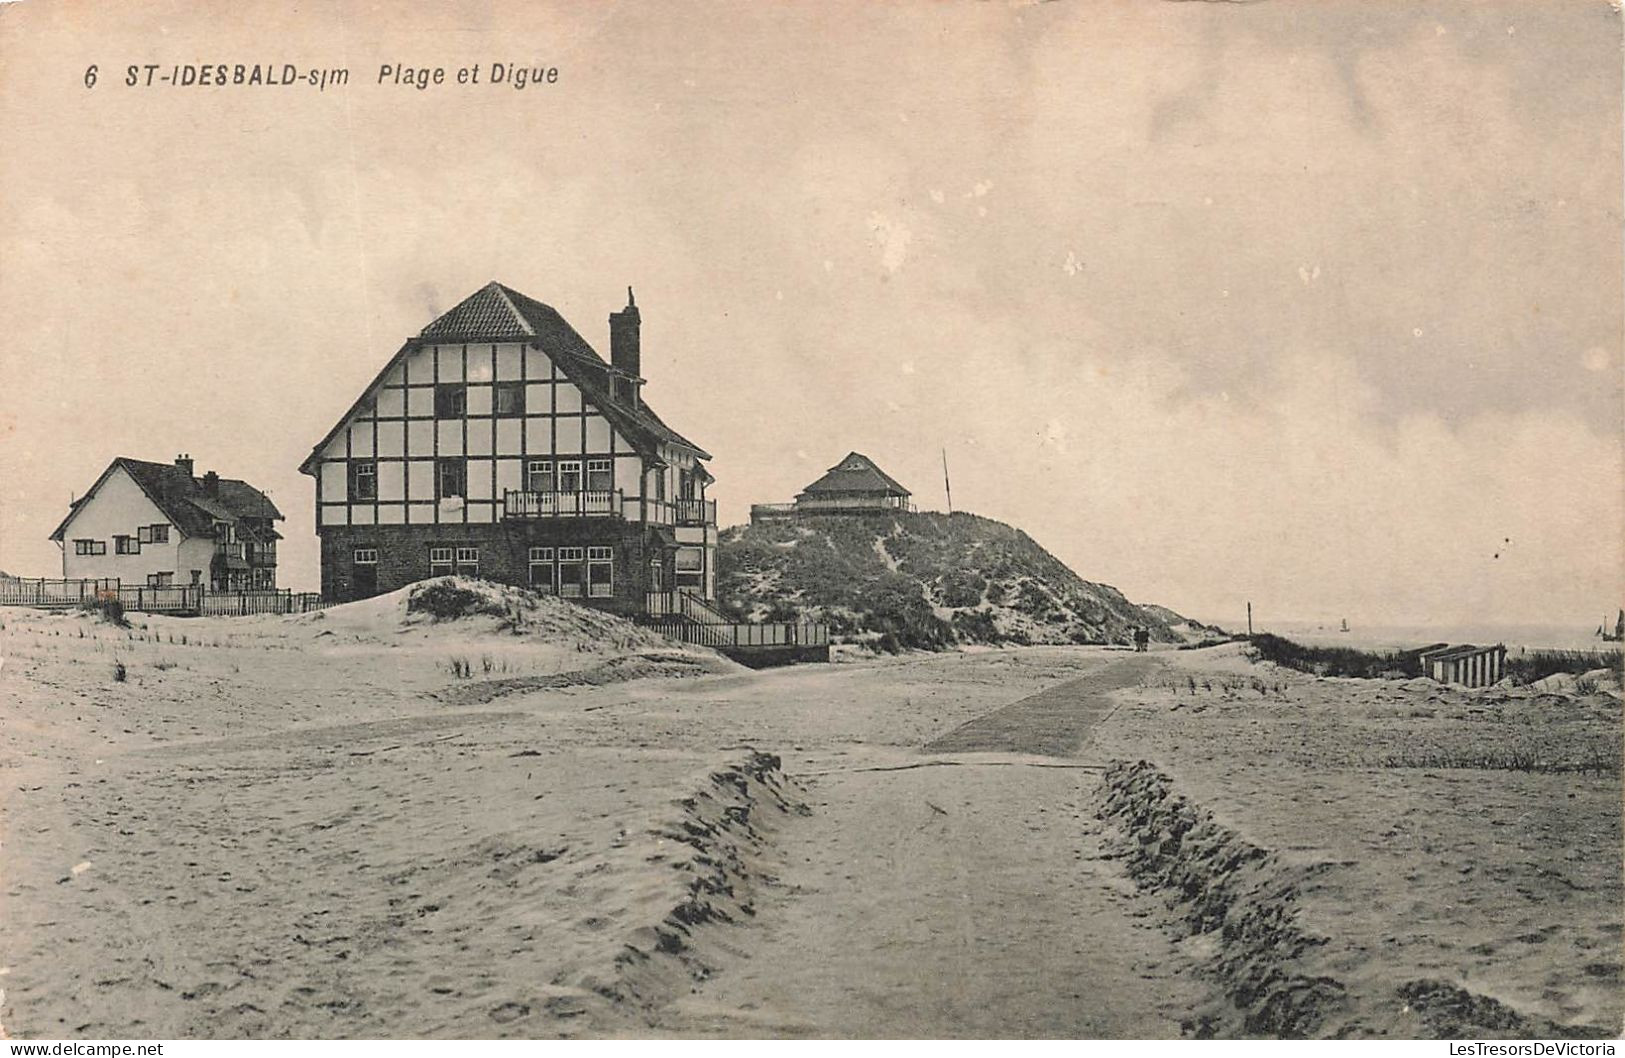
[645,619,829,650]
[0,576,119,608]
[0,577,326,618]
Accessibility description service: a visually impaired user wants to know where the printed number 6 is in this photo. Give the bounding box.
[84,65,98,89]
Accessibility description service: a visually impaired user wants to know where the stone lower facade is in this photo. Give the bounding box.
[318,518,676,617]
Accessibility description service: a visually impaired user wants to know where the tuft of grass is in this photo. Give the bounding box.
[154,658,177,671]
[1376,749,1619,776]
[112,658,126,682]
[80,596,129,628]
[446,656,472,678]
[410,581,506,621]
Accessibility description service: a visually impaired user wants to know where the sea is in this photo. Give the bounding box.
[1256,619,1621,656]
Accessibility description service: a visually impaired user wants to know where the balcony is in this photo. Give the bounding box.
[215,541,246,559]
[503,489,624,520]
[502,490,718,526]
[674,497,717,526]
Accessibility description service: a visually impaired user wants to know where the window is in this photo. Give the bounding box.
[146,572,173,588]
[354,548,378,565]
[115,535,139,555]
[528,547,555,592]
[351,461,377,501]
[649,558,664,592]
[73,538,106,556]
[527,460,553,492]
[190,570,202,585]
[151,524,169,543]
[455,547,479,577]
[558,460,582,493]
[138,526,151,544]
[558,546,584,597]
[437,458,466,499]
[650,466,666,501]
[494,382,525,417]
[587,546,614,598]
[586,459,612,493]
[676,547,704,590]
[434,382,467,418]
[429,546,454,577]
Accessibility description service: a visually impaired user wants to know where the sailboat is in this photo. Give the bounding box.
[1340,618,1350,633]
[1602,610,1624,643]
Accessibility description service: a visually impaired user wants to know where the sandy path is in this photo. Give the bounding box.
[654,656,1208,1038]
[925,655,1160,755]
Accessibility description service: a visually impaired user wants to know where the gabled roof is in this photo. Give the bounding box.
[798,452,912,498]
[50,458,284,542]
[299,281,709,475]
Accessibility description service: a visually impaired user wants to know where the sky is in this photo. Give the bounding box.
[1,0,1620,628]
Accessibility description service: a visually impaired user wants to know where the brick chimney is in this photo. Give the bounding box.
[203,470,220,497]
[608,287,642,405]
[175,454,194,477]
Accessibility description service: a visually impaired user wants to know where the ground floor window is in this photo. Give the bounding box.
[429,546,454,577]
[587,547,613,598]
[251,568,275,589]
[455,547,480,577]
[675,547,703,591]
[558,547,584,597]
[528,547,555,592]
[146,572,173,587]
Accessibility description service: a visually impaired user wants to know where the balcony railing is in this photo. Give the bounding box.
[674,497,717,526]
[503,490,717,526]
[796,495,917,513]
[215,541,246,559]
[503,489,623,520]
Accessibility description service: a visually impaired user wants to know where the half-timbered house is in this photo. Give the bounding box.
[299,283,718,613]
[49,456,283,589]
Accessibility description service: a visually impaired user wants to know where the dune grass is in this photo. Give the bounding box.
[1250,633,1623,685]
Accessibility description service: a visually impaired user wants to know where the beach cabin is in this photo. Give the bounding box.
[1418,643,1507,689]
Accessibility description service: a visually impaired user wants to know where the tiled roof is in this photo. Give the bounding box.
[303,282,710,472]
[50,459,283,542]
[419,283,536,341]
[798,452,911,497]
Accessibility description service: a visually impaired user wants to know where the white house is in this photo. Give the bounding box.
[49,456,284,589]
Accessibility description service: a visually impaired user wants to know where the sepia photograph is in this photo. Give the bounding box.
[0,0,1620,1046]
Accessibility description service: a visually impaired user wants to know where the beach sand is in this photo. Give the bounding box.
[1,596,1616,1038]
